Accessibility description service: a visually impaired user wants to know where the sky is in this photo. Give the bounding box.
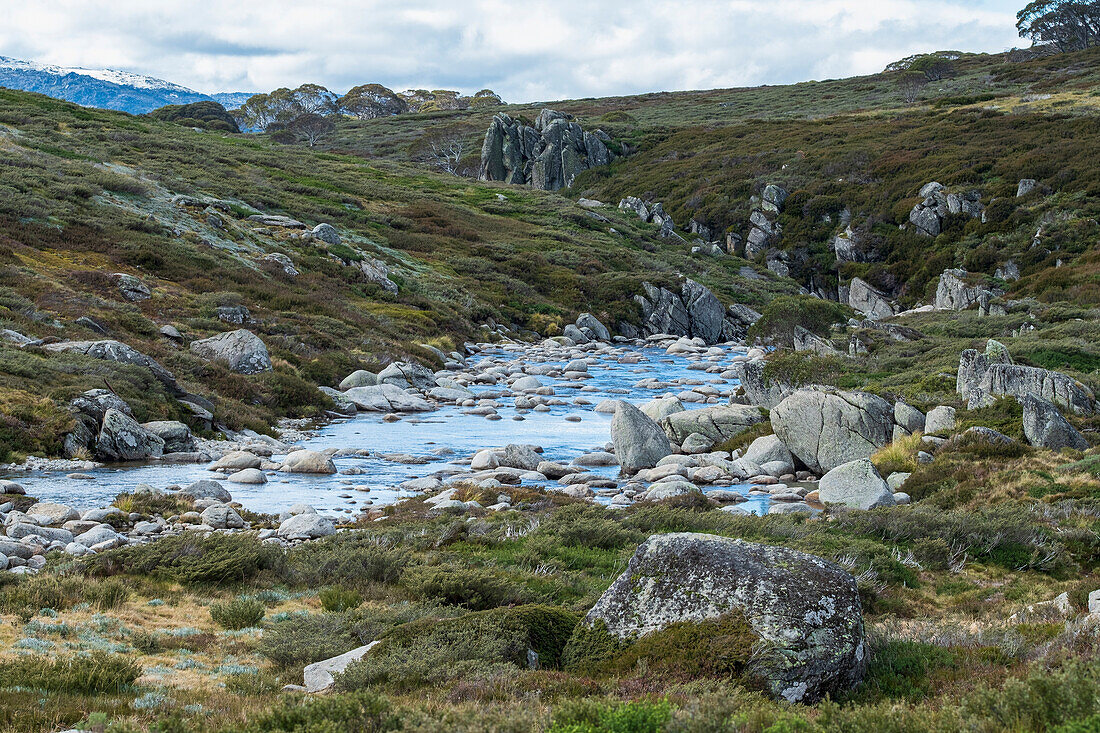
[1,0,1027,102]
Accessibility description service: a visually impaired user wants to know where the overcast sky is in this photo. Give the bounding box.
[2,0,1026,102]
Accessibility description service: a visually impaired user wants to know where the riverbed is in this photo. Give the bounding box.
[8,341,774,516]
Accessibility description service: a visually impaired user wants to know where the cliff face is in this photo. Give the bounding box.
[478,109,613,191]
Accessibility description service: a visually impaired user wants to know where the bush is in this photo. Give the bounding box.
[282,536,409,588]
[90,533,281,586]
[237,691,397,732]
[563,613,758,682]
[0,651,140,693]
[747,296,849,346]
[83,577,130,610]
[549,699,673,733]
[210,597,266,630]
[320,586,363,613]
[337,605,580,693]
[402,565,530,610]
[0,575,83,619]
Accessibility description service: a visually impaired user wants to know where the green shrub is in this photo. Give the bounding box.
[319,586,364,613]
[210,597,266,630]
[402,565,530,610]
[83,577,130,610]
[549,698,673,733]
[90,533,280,586]
[282,536,409,588]
[0,575,83,619]
[847,639,959,703]
[563,613,757,682]
[0,651,140,693]
[337,605,580,693]
[747,295,849,346]
[237,691,397,732]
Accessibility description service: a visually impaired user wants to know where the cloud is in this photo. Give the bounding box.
[0,0,1025,100]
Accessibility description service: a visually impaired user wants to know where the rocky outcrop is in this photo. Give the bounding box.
[771,389,895,473]
[659,405,765,446]
[745,210,780,260]
[479,110,612,191]
[632,280,738,344]
[610,401,672,474]
[725,304,762,341]
[832,226,876,263]
[735,359,800,409]
[140,421,195,453]
[957,340,1014,403]
[934,269,1003,315]
[959,346,1094,414]
[618,197,678,238]
[817,459,896,510]
[1021,395,1089,451]
[848,278,897,321]
[189,329,272,374]
[909,182,984,237]
[44,340,180,393]
[110,273,151,301]
[578,533,866,703]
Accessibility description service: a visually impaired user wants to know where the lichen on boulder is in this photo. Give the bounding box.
[571,533,867,703]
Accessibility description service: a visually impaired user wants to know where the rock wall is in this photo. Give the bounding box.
[478,109,613,191]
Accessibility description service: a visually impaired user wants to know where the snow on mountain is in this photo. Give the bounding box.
[0,56,255,114]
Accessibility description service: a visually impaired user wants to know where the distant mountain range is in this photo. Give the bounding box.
[0,56,254,114]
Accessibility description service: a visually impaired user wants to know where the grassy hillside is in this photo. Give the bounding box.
[0,89,793,459]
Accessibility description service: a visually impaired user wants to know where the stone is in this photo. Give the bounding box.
[893,402,925,434]
[848,278,897,321]
[967,361,1094,415]
[227,468,267,484]
[886,472,911,491]
[924,406,956,435]
[579,533,866,703]
[344,384,434,412]
[735,359,798,409]
[0,480,26,495]
[311,223,341,245]
[771,389,894,474]
[97,409,165,462]
[201,504,245,529]
[640,397,685,421]
[377,362,439,391]
[278,512,336,540]
[1021,395,1089,452]
[681,433,716,454]
[339,370,378,390]
[818,459,896,510]
[478,110,611,191]
[282,450,338,474]
[7,523,73,545]
[660,405,765,445]
[27,502,79,525]
[743,435,795,471]
[303,641,381,692]
[1017,179,1040,197]
[189,329,272,374]
[74,524,121,547]
[44,340,179,392]
[140,421,195,453]
[211,451,262,471]
[935,269,998,313]
[610,401,672,474]
[761,184,789,213]
[110,273,151,301]
[179,480,232,503]
[575,314,610,342]
[262,252,299,277]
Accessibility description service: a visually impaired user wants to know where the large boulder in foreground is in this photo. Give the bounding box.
[575,533,866,703]
[659,404,765,446]
[189,329,272,374]
[817,459,896,510]
[610,401,672,474]
[771,389,894,474]
[1021,395,1089,452]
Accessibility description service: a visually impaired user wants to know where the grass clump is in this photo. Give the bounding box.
[235,691,397,732]
[0,651,140,694]
[872,432,923,475]
[90,533,280,586]
[319,586,363,613]
[210,597,266,630]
